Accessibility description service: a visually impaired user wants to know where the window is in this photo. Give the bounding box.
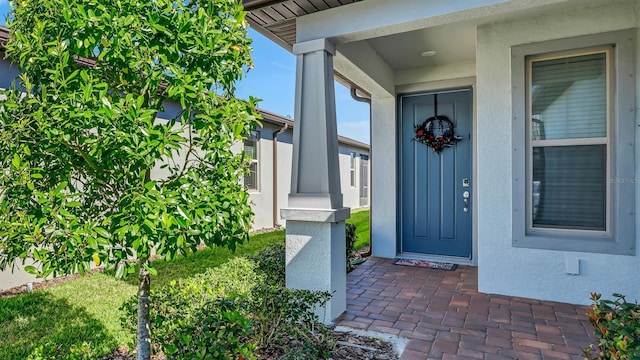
[529,50,609,232]
[350,152,356,187]
[359,154,369,206]
[511,30,635,255]
[244,131,259,191]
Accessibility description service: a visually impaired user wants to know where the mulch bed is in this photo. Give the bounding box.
[0,268,106,298]
[102,330,398,360]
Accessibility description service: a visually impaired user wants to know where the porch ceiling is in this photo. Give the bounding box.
[365,23,477,71]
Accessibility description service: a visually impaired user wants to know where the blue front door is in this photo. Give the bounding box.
[400,89,472,258]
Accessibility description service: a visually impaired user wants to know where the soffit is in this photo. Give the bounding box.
[0,26,9,49]
[243,0,361,49]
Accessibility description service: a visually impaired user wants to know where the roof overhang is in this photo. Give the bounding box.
[257,108,369,150]
[242,0,360,51]
[0,26,9,50]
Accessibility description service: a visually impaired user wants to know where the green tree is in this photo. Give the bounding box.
[0,1,258,359]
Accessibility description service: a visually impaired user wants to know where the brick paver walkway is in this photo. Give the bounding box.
[336,257,598,360]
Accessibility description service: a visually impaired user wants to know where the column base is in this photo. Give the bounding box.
[281,206,350,223]
[284,209,349,324]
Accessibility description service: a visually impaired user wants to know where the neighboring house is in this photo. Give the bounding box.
[243,0,640,321]
[244,108,370,230]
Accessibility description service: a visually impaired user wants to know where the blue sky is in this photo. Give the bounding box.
[0,5,370,144]
[0,2,7,23]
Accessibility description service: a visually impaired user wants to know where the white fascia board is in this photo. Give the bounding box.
[296,0,585,44]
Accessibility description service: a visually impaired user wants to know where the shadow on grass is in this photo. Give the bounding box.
[0,291,119,359]
[120,229,286,290]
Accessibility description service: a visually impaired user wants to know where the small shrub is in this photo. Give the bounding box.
[121,258,263,356]
[246,245,337,357]
[248,285,334,358]
[122,255,336,359]
[346,223,358,272]
[585,293,640,360]
[247,243,285,287]
[160,299,255,360]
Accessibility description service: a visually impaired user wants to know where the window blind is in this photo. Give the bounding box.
[530,52,608,231]
[531,53,607,140]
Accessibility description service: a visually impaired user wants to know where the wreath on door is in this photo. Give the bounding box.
[415,115,462,153]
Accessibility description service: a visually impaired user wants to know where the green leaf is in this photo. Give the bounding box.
[94,227,110,238]
[11,154,20,168]
[176,205,190,221]
[24,265,37,275]
[175,216,186,227]
[66,69,79,82]
[115,262,125,279]
[87,236,98,249]
[143,263,158,276]
[55,181,68,193]
[144,181,156,190]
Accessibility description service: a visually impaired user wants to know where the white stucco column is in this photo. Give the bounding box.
[370,95,397,258]
[281,38,349,323]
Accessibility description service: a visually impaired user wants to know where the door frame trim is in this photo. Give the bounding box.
[397,78,477,265]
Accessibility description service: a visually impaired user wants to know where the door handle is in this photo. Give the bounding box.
[463,191,470,212]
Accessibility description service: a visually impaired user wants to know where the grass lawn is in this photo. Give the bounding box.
[347,208,370,251]
[0,229,284,360]
[127,229,285,290]
[0,212,369,359]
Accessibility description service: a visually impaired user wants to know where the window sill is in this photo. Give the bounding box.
[513,232,635,256]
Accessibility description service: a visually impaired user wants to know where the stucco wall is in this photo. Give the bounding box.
[476,0,640,304]
[247,124,277,230]
[370,95,397,258]
[245,123,293,231]
[338,144,368,209]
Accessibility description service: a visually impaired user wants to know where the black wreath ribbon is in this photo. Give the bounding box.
[414,116,462,153]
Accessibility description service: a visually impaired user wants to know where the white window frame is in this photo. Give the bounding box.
[359,154,369,207]
[511,29,636,255]
[244,130,260,191]
[526,47,612,236]
[350,152,356,188]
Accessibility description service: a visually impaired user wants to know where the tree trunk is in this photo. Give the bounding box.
[137,259,151,360]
